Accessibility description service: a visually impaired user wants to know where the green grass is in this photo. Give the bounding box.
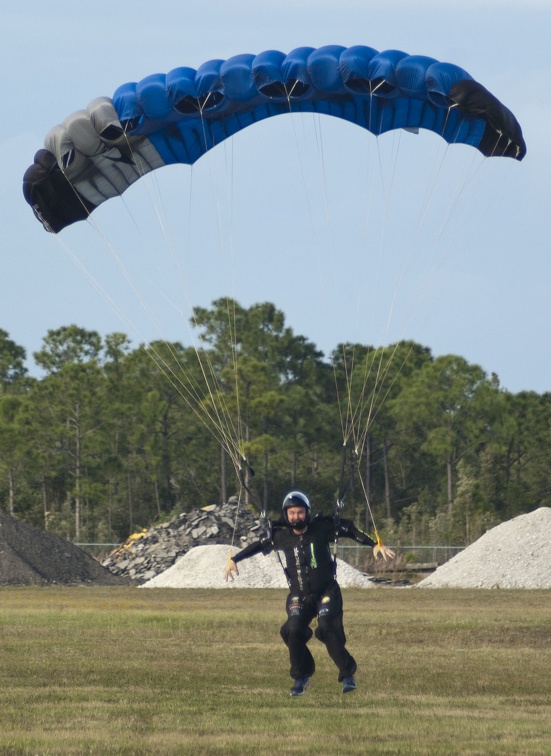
[0,587,550,754]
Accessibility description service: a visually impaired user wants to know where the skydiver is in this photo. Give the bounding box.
[224,490,395,696]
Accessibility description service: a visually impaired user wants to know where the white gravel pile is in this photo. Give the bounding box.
[418,507,551,589]
[141,544,375,589]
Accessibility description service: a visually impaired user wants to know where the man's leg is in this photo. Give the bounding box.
[280,594,316,680]
[314,583,357,682]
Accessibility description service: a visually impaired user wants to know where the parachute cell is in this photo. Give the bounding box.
[23,45,526,233]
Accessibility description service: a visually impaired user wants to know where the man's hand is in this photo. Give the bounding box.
[225,558,239,582]
[372,542,396,561]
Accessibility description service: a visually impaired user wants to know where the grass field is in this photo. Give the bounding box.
[0,586,550,755]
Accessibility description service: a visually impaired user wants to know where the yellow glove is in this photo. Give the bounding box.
[225,558,239,582]
[372,541,396,561]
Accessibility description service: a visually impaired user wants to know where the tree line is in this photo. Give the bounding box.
[1,298,549,548]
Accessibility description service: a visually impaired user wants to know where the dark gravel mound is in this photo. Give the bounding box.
[102,501,264,583]
[0,510,129,586]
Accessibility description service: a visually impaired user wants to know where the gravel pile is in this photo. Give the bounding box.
[101,502,263,583]
[142,544,375,589]
[0,509,128,586]
[418,507,551,589]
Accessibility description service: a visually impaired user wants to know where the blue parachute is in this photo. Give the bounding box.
[23,45,526,233]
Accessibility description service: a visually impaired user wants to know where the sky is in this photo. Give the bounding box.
[2,0,550,394]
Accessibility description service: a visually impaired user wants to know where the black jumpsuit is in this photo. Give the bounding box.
[232,515,376,681]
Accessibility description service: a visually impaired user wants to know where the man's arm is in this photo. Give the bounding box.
[224,538,273,581]
[338,518,377,547]
[338,518,395,561]
[233,539,268,563]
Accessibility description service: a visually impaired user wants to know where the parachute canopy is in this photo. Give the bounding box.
[23,45,526,234]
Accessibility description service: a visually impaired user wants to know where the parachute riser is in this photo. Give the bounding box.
[237,457,273,541]
[333,443,360,569]
[337,442,360,505]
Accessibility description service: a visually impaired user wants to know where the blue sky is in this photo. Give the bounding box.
[3,1,550,393]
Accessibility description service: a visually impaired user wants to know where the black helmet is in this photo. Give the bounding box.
[282,491,311,528]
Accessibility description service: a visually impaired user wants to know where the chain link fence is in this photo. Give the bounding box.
[77,542,465,582]
[74,543,120,558]
[336,543,465,576]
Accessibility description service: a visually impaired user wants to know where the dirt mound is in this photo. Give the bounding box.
[143,544,288,589]
[0,509,129,586]
[418,507,551,589]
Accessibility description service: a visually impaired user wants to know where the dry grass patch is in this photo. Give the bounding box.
[0,586,549,754]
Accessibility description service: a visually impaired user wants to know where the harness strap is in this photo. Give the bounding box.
[274,547,292,589]
[332,499,344,574]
